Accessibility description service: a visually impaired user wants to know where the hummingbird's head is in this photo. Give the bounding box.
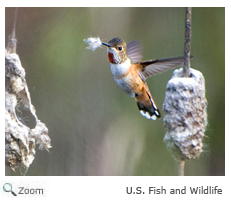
[102,38,128,64]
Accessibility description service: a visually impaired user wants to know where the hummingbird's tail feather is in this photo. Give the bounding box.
[136,91,161,120]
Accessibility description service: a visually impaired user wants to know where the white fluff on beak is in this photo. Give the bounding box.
[83,37,103,51]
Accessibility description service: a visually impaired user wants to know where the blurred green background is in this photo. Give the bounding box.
[5,7,225,176]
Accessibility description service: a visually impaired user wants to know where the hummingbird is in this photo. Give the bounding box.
[102,37,189,120]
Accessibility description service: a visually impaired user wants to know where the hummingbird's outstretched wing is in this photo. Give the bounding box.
[127,41,143,63]
[140,56,189,80]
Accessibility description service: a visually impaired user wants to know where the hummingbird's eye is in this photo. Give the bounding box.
[118,46,123,51]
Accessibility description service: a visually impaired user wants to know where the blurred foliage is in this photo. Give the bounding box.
[5,7,225,176]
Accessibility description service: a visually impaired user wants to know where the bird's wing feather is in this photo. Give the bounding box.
[140,56,187,80]
[127,40,143,63]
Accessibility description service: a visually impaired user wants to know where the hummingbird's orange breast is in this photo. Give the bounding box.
[110,61,145,97]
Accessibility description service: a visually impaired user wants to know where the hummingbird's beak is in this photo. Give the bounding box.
[102,42,112,47]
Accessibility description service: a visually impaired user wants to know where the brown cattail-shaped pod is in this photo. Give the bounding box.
[5,8,51,174]
[5,52,52,175]
[163,67,207,162]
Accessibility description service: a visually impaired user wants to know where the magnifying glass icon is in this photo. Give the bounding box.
[3,183,17,196]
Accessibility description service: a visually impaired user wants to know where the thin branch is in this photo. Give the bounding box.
[178,160,185,176]
[12,7,18,39]
[6,7,18,54]
[183,7,192,77]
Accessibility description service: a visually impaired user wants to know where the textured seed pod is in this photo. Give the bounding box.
[5,52,51,174]
[163,67,207,162]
